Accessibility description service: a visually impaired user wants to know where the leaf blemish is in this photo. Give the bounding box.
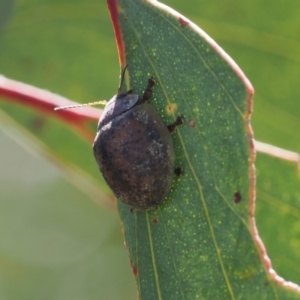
[264,280,269,286]
[152,217,158,223]
[174,167,184,176]
[130,258,139,278]
[179,17,189,27]
[189,119,196,128]
[31,117,45,130]
[234,191,242,203]
[166,103,177,114]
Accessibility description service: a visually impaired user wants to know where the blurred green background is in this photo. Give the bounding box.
[0,0,299,299]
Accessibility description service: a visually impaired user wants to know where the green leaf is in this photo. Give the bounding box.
[110,0,300,298]
[0,0,15,31]
[256,151,300,283]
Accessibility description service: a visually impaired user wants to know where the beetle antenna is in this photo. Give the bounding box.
[54,100,107,111]
[117,65,129,94]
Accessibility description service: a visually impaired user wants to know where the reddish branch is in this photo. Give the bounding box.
[107,0,125,67]
[0,75,101,142]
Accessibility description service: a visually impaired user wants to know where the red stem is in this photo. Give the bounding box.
[0,75,101,142]
[107,0,125,67]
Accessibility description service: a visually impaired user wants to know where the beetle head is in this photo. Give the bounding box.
[98,92,139,129]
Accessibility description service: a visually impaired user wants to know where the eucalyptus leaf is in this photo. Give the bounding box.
[111,0,300,298]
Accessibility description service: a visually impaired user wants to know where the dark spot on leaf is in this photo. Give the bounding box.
[30,117,45,130]
[166,103,177,114]
[189,119,196,128]
[130,258,138,278]
[132,265,138,278]
[234,191,242,203]
[264,280,269,286]
[152,217,158,223]
[174,167,184,176]
[179,17,189,27]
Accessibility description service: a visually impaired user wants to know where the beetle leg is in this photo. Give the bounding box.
[168,115,184,133]
[142,77,156,101]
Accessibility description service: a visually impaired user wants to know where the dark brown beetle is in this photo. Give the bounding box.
[93,67,183,210]
[55,66,183,210]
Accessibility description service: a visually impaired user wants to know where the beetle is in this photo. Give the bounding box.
[55,66,183,210]
[93,67,183,210]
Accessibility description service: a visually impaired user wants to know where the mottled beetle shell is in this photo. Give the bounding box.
[93,93,175,210]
